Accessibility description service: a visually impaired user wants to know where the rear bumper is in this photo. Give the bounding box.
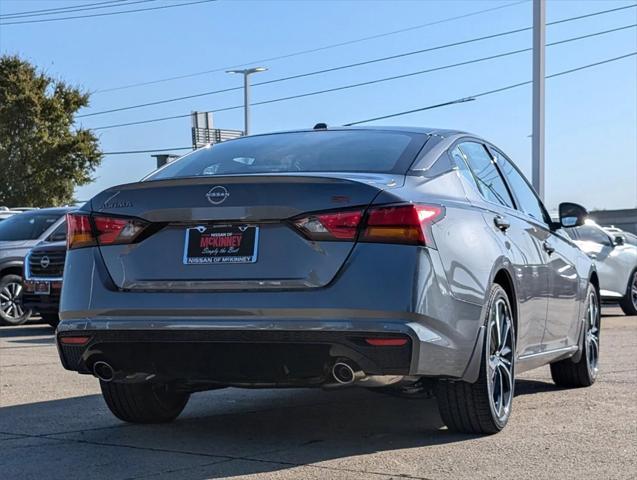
[59,244,486,383]
[57,327,413,387]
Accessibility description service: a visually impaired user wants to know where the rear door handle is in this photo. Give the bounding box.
[543,240,555,255]
[493,215,510,232]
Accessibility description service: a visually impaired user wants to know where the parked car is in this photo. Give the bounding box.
[22,240,67,328]
[0,208,71,326]
[57,127,598,434]
[603,226,637,247]
[565,221,637,315]
[0,207,16,222]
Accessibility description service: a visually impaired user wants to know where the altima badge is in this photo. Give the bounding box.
[206,186,230,205]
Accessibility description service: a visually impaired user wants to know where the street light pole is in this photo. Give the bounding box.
[532,0,546,200]
[226,67,268,136]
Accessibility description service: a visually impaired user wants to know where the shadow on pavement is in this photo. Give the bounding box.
[0,376,567,479]
[0,325,53,338]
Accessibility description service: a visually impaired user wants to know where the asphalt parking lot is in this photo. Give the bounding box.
[1,308,635,480]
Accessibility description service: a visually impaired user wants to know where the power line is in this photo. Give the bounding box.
[103,146,192,155]
[0,0,127,18]
[89,23,636,130]
[95,0,529,93]
[101,51,636,156]
[78,3,637,118]
[0,0,216,26]
[0,1,152,20]
[346,51,637,125]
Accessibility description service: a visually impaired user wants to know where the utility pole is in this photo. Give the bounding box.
[226,67,268,135]
[532,0,545,200]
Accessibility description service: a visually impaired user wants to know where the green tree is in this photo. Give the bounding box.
[0,55,102,207]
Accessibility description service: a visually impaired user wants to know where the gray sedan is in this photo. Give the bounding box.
[57,127,598,434]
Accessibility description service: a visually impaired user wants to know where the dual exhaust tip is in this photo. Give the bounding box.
[331,361,364,385]
[93,361,115,382]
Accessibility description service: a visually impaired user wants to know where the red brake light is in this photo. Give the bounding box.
[66,213,148,250]
[293,209,363,241]
[361,204,444,246]
[365,338,409,346]
[67,213,95,250]
[59,336,90,345]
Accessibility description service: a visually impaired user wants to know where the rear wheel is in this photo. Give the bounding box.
[0,274,32,326]
[619,270,637,316]
[550,284,600,387]
[100,381,190,423]
[40,313,60,329]
[436,284,515,434]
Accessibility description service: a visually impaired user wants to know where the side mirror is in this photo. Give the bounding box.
[559,202,588,228]
[614,235,625,246]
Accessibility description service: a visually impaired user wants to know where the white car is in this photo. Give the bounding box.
[566,221,637,315]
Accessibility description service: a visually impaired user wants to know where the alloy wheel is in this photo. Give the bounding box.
[0,280,25,320]
[486,297,514,423]
[585,290,600,378]
[631,272,637,311]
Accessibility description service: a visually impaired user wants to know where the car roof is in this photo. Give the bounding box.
[235,125,471,139]
[17,207,73,216]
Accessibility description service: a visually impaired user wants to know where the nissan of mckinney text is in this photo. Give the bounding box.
[56,127,599,434]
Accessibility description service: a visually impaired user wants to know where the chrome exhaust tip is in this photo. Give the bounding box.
[93,361,115,382]
[332,362,362,384]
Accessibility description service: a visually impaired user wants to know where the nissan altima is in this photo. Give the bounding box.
[56,127,599,434]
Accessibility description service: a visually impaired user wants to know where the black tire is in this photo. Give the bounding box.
[550,283,600,388]
[40,313,60,329]
[436,284,515,434]
[619,269,637,316]
[100,381,190,424]
[0,274,32,326]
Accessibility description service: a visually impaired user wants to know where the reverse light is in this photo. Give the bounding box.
[93,215,147,245]
[293,209,363,241]
[67,212,148,250]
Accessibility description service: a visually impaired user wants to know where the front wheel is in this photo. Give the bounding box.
[100,381,190,423]
[619,269,637,316]
[436,283,515,434]
[550,283,600,387]
[0,274,32,326]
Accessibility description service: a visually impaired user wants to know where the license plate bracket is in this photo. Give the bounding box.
[33,281,51,295]
[183,225,259,265]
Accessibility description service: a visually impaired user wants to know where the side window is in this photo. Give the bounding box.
[492,149,548,224]
[458,142,514,208]
[47,221,67,242]
[573,226,613,246]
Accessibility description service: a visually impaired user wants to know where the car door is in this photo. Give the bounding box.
[491,148,581,351]
[456,141,549,357]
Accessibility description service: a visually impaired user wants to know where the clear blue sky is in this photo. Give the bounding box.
[1,0,636,211]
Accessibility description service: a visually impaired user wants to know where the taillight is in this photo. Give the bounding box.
[66,212,148,250]
[291,203,444,246]
[361,204,444,246]
[293,209,363,241]
[93,215,147,245]
[67,213,95,249]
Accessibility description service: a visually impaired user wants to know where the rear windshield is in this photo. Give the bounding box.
[145,130,426,180]
[0,212,62,241]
